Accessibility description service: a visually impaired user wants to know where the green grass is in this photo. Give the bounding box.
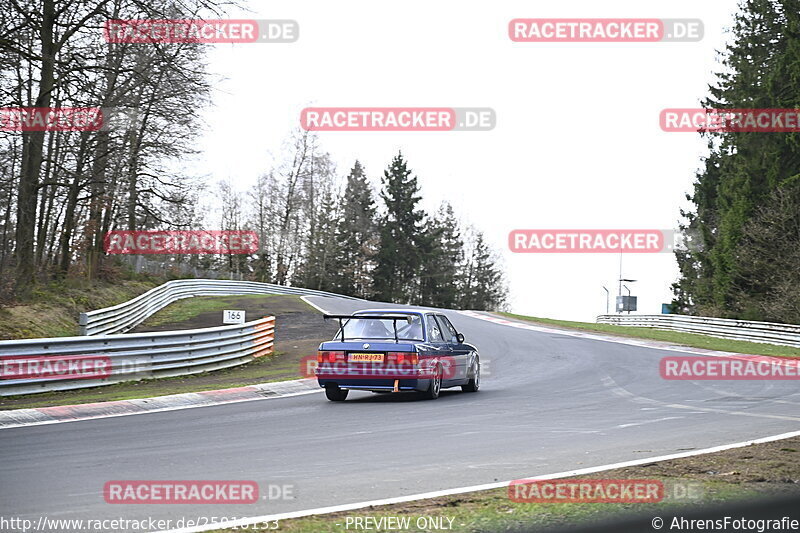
[206,437,800,532]
[207,480,780,533]
[205,435,800,533]
[0,278,159,340]
[498,312,800,359]
[139,294,279,327]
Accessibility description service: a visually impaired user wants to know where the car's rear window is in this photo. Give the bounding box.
[334,315,424,341]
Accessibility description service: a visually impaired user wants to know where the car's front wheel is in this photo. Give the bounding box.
[423,365,442,400]
[325,384,349,402]
[462,359,480,392]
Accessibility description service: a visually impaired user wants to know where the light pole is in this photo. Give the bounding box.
[620,282,637,313]
[617,279,637,313]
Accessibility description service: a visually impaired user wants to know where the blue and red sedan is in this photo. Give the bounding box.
[315,309,481,401]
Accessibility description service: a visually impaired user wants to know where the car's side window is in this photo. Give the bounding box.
[437,315,459,343]
[426,315,445,342]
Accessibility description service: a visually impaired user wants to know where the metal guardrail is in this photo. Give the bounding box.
[0,316,275,396]
[80,279,358,336]
[596,314,800,348]
[0,279,353,396]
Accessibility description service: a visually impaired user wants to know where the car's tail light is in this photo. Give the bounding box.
[317,351,345,363]
[386,352,418,365]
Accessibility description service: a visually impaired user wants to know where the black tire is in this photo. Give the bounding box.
[325,385,348,402]
[462,359,480,392]
[424,365,442,400]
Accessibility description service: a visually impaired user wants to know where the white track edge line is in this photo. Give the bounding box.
[158,428,800,533]
[300,296,331,315]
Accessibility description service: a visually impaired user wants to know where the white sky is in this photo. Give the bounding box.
[188,0,740,321]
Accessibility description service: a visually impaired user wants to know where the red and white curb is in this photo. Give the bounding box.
[459,310,798,366]
[0,379,321,430]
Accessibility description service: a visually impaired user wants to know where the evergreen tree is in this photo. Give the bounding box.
[459,228,507,311]
[734,178,800,322]
[295,188,340,290]
[673,0,800,320]
[672,145,722,314]
[419,203,463,308]
[333,161,378,298]
[373,152,426,303]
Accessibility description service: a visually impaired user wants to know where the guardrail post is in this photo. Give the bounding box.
[78,313,88,336]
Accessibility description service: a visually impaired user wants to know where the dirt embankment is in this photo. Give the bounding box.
[0,279,158,340]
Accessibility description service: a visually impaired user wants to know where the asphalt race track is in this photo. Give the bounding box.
[2,295,799,527]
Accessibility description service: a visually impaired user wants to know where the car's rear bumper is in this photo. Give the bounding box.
[317,377,432,392]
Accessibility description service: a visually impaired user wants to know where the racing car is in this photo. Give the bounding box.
[315,309,481,401]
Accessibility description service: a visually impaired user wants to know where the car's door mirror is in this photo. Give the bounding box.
[456,333,465,344]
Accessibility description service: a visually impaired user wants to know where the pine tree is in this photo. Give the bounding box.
[292,166,340,291]
[419,202,463,308]
[294,188,340,290]
[459,228,507,311]
[373,152,426,303]
[332,161,378,298]
[734,178,800,322]
[673,0,800,319]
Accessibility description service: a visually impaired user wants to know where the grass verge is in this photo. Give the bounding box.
[0,278,159,340]
[135,294,273,328]
[498,312,800,359]
[209,437,800,533]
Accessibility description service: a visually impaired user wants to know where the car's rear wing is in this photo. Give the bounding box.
[323,314,415,343]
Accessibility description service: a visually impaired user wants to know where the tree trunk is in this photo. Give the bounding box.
[14,0,56,291]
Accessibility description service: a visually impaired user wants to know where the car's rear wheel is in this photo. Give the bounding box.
[462,360,480,392]
[325,384,348,402]
[424,365,442,400]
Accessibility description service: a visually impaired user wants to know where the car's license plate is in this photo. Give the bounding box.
[348,353,384,363]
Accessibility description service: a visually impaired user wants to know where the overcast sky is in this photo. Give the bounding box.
[189,0,741,321]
